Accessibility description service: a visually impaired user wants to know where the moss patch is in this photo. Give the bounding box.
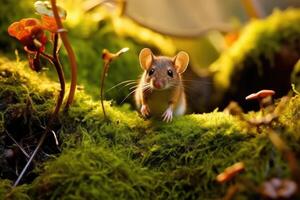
[0,55,300,199]
[210,9,300,110]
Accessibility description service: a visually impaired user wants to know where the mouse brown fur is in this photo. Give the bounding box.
[135,48,189,122]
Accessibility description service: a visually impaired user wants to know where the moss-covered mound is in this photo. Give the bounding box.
[210,9,300,111]
[0,56,300,199]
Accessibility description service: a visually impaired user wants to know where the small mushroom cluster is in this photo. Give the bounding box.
[260,178,297,199]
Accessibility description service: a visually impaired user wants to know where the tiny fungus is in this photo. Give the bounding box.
[8,18,47,72]
[260,178,297,199]
[245,89,275,111]
[100,47,129,120]
[216,162,245,184]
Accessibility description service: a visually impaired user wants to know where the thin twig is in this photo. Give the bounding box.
[13,132,47,187]
[5,131,30,159]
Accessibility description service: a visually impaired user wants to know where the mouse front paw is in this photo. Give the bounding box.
[162,107,173,122]
[141,104,150,117]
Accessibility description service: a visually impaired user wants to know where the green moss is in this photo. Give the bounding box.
[292,59,300,93]
[30,145,156,200]
[0,56,300,199]
[0,180,30,200]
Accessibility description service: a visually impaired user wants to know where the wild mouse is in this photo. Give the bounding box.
[135,48,189,122]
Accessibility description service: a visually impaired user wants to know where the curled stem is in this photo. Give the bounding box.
[99,48,129,121]
[13,34,65,187]
[100,61,109,120]
[51,0,77,110]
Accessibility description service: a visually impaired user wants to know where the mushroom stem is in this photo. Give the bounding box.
[40,35,65,117]
[259,99,264,115]
[51,33,66,116]
[100,61,109,121]
[50,0,77,111]
[99,47,129,121]
[223,184,239,200]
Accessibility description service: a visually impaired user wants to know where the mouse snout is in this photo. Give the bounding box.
[153,80,166,89]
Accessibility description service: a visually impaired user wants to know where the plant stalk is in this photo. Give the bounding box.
[100,61,109,120]
[51,0,77,110]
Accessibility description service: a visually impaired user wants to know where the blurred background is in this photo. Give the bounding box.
[1,0,299,113]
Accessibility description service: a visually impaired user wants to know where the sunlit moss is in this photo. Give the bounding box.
[292,60,300,93]
[210,8,300,102]
[1,56,300,199]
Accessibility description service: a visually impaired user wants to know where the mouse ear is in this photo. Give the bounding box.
[173,51,189,73]
[139,48,153,70]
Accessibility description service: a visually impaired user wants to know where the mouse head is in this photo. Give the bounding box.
[139,48,189,90]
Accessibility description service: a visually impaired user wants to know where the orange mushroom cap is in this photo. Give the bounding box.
[216,162,245,183]
[102,47,129,62]
[8,18,47,52]
[245,90,275,100]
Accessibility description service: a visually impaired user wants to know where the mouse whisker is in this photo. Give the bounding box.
[105,79,138,93]
[129,85,139,90]
[168,83,190,92]
[129,82,149,90]
[119,84,151,104]
[122,82,138,89]
[142,85,152,93]
[181,79,212,86]
[120,87,141,104]
[129,83,147,91]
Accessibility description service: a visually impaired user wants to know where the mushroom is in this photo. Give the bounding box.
[245,89,275,112]
[260,178,297,199]
[102,47,130,66]
[100,47,129,120]
[216,162,245,184]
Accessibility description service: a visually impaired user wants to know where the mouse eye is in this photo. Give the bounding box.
[167,69,173,77]
[148,68,155,76]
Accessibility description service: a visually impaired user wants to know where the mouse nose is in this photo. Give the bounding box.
[153,80,165,89]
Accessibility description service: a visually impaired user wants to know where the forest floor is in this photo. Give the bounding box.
[0,55,300,199]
